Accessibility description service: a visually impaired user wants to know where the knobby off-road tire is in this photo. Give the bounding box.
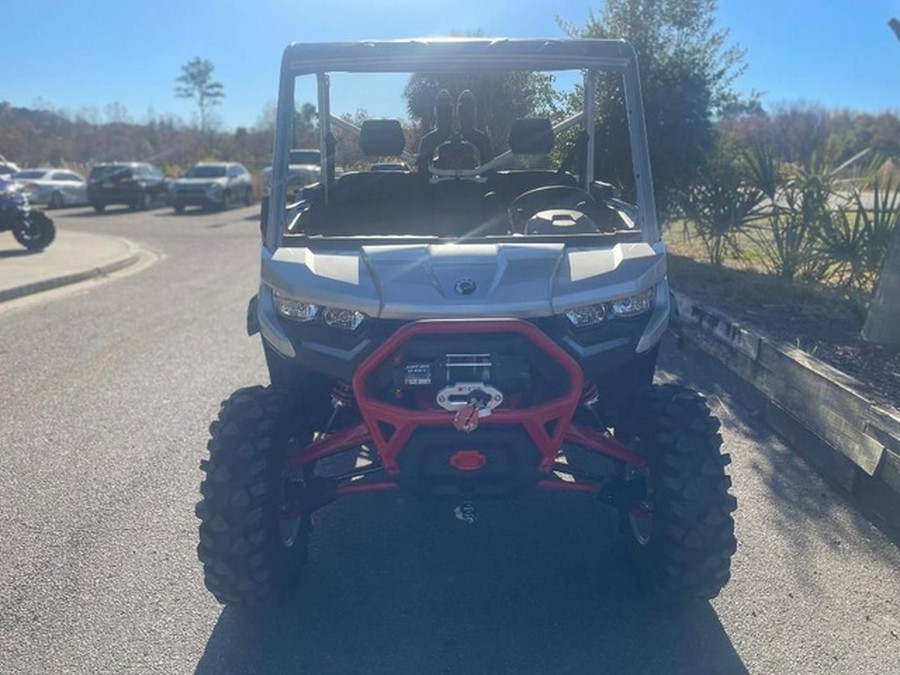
[617,384,737,602]
[13,211,56,250]
[197,385,312,606]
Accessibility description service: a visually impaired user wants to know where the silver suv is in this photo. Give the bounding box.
[171,162,253,212]
[262,148,321,198]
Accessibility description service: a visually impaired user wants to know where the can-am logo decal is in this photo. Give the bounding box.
[454,278,477,295]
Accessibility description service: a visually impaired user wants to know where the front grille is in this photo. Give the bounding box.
[365,332,566,411]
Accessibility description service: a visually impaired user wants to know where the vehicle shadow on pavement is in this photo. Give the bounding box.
[195,492,747,675]
[64,208,131,217]
[0,247,41,258]
[661,338,898,564]
[158,210,205,217]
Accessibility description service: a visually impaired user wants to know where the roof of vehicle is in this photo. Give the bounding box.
[91,161,155,168]
[18,168,84,177]
[281,38,637,75]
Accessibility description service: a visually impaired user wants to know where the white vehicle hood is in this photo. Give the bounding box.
[262,241,666,320]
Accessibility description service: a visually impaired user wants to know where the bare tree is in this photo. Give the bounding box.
[175,57,224,134]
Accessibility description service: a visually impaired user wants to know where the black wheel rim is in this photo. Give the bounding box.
[622,436,654,546]
[279,477,304,548]
[280,513,303,547]
[622,462,652,545]
[18,219,41,241]
[279,443,312,549]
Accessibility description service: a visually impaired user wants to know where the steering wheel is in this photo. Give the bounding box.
[508,185,597,233]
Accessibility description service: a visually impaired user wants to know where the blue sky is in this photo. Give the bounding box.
[1,0,897,129]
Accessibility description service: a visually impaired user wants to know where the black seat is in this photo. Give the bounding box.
[432,135,478,170]
[358,119,406,157]
[508,118,555,155]
[485,118,578,227]
[322,120,424,234]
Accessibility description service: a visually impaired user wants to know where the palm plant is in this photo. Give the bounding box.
[858,176,900,283]
[815,171,899,281]
[742,144,834,281]
[680,148,764,265]
[815,192,871,287]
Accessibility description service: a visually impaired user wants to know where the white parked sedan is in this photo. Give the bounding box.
[14,168,88,208]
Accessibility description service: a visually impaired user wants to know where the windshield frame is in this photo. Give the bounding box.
[266,38,658,250]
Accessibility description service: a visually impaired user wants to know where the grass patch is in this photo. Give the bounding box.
[663,219,771,273]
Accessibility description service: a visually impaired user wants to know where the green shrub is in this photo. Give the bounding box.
[742,144,834,281]
[679,143,764,265]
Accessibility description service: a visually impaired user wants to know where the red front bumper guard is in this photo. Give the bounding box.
[284,319,645,495]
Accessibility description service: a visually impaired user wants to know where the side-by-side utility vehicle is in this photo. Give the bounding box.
[197,38,737,606]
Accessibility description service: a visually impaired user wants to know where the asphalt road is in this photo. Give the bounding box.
[0,205,898,674]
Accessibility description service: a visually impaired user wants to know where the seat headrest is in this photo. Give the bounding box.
[509,118,554,154]
[359,119,406,157]
[435,90,453,131]
[457,90,477,131]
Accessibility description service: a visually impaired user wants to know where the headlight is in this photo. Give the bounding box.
[564,303,607,327]
[610,288,655,317]
[273,290,367,330]
[322,307,366,331]
[564,287,655,327]
[273,290,319,321]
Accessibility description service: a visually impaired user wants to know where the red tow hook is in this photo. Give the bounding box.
[453,404,481,432]
[453,390,492,433]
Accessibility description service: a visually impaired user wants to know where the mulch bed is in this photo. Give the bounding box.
[667,255,900,408]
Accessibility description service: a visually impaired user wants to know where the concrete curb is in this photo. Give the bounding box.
[0,238,142,304]
[671,290,900,540]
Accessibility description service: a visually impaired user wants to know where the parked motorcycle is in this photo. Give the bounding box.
[0,177,56,250]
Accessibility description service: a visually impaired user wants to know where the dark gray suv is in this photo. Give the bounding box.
[171,162,253,212]
[87,162,169,212]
